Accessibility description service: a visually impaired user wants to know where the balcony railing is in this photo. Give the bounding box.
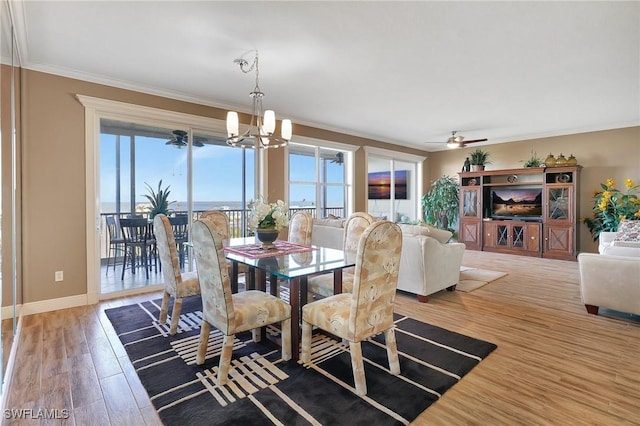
[99,207,345,261]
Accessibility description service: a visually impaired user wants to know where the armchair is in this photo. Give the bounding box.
[578,253,640,316]
[396,224,466,302]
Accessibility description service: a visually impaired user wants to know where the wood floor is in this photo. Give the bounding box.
[3,250,639,425]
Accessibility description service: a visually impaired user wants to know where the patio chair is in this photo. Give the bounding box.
[105,215,125,274]
[120,217,156,280]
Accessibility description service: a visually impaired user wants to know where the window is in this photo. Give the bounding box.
[288,141,354,219]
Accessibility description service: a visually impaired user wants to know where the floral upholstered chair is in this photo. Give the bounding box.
[307,212,375,299]
[288,211,313,246]
[199,210,231,239]
[153,214,200,335]
[191,219,292,384]
[268,211,314,296]
[200,210,249,282]
[301,221,403,396]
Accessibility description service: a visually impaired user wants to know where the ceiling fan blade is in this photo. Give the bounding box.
[462,138,488,144]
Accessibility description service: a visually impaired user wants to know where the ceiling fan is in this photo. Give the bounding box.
[166,130,205,148]
[329,152,344,164]
[426,131,488,149]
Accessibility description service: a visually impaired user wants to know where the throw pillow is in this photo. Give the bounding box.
[614,220,640,242]
[420,224,453,244]
[398,223,452,244]
[314,218,346,228]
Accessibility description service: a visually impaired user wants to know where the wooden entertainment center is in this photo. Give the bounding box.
[458,166,581,260]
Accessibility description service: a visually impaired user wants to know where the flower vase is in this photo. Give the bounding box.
[256,228,279,250]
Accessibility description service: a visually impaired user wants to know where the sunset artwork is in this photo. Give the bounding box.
[368,170,408,199]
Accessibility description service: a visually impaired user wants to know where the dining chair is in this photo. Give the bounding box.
[301,221,403,396]
[268,210,314,297]
[307,212,375,299]
[153,214,200,335]
[191,219,292,384]
[169,214,189,268]
[288,211,313,245]
[199,210,231,239]
[105,215,125,274]
[119,217,156,280]
[200,210,249,289]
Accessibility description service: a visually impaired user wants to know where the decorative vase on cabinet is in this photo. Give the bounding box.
[544,154,556,168]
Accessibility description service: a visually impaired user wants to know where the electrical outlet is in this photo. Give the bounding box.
[55,271,64,282]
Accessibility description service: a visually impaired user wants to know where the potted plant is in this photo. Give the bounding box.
[521,150,544,168]
[421,175,459,233]
[144,180,174,218]
[469,148,490,171]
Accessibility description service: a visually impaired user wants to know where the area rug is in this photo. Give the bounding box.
[105,297,497,425]
[458,266,508,292]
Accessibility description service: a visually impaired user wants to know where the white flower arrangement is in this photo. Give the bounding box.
[248,197,289,231]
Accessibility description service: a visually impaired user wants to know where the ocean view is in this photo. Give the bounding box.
[100,200,322,214]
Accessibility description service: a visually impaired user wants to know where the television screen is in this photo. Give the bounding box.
[368,170,408,199]
[491,188,542,218]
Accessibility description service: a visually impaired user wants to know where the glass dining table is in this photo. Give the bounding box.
[224,237,356,360]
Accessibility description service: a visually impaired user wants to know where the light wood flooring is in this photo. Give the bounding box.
[3,251,640,425]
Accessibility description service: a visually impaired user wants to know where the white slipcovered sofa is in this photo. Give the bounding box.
[310,218,345,250]
[395,224,466,302]
[578,221,640,316]
[310,219,466,302]
[578,253,640,315]
[597,231,640,257]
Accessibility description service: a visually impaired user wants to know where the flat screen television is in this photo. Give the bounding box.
[368,170,408,199]
[491,187,543,220]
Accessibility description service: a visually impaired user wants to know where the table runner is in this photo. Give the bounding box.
[224,240,315,259]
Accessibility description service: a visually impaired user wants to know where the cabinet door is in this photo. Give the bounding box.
[524,223,541,252]
[497,223,510,248]
[460,220,481,250]
[483,222,497,248]
[545,225,573,257]
[461,187,481,219]
[545,185,573,223]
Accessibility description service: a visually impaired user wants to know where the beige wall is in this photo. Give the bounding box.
[14,69,426,305]
[9,67,639,307]
[425,126,640,254]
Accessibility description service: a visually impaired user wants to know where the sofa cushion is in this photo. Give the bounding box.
[313,218,346,228]
[615,220,640,242]
[398,223,452,244]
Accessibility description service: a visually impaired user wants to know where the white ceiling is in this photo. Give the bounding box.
[3,1,639,151]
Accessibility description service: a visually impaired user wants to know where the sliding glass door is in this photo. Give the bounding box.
[367,153,421,223]
[98,118,254,295]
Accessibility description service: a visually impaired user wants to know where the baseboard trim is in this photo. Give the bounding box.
[16,294,89,317]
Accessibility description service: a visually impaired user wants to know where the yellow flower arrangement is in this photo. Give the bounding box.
[583,178,640,240]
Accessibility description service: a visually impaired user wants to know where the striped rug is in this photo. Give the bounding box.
[106,297,496,425]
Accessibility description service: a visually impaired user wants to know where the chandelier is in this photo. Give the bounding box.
[226,51,292,149]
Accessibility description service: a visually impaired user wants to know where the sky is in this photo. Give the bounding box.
[100,133,345,210]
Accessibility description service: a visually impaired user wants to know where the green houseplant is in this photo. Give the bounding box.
[522,150,544,168]
[144,180,174,218]
[421,175,459,232]
[469,148,490,171]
